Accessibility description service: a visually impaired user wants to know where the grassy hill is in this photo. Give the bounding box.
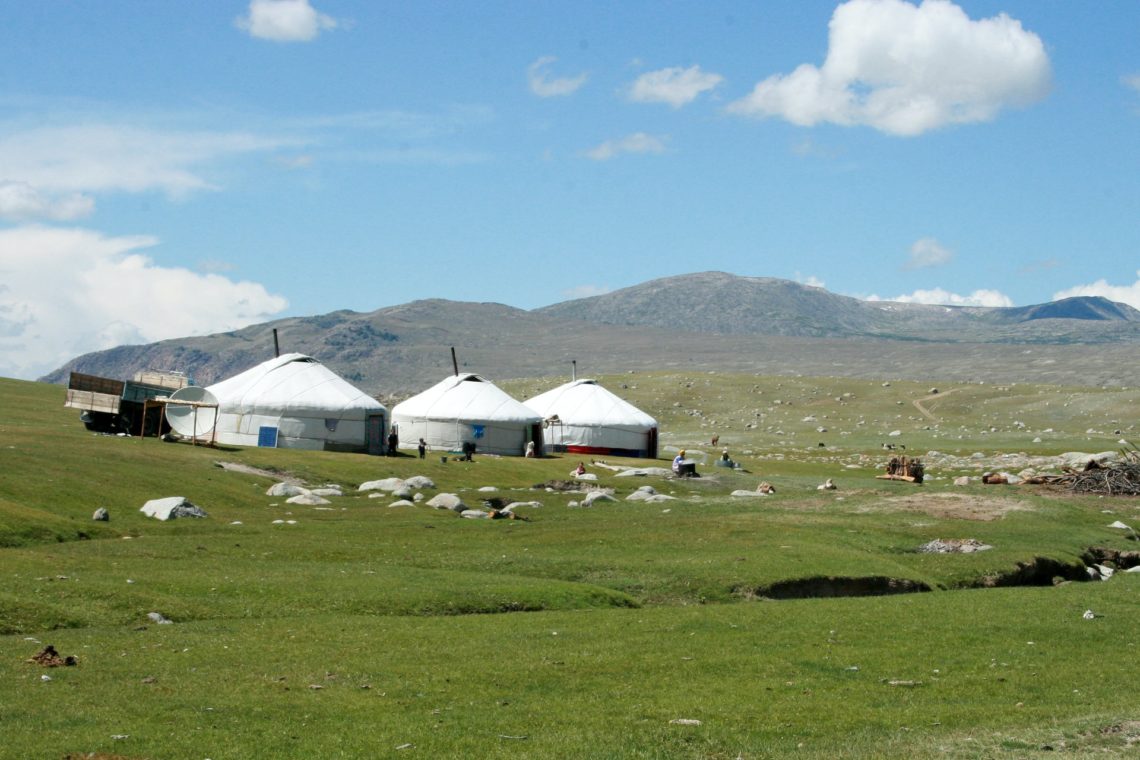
[2,375,1139,758]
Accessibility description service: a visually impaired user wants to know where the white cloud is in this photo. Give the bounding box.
[795,273,827,289]
[865,287,1013,307]
[628,65,723,108]
[528,56,588,97]
[562,284,612,299]
[1124,74,1140,94]
[1053,271,1140,310]
[0,182,94,221]
[0,123,299,199]
[236,0,337,42]
[584,132,667,161]
[905,237,953,269]
[0,226,288,380]
[727,0,1050,136]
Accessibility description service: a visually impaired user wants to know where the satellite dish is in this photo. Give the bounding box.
[165,386,218,437]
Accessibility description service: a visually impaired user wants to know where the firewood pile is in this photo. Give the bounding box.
[1041,444,1140,496]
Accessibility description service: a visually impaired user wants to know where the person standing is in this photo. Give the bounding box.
[417,438,427,459]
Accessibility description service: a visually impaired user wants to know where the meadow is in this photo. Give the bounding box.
[1,373,1138,759]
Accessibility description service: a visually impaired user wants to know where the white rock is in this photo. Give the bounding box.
[478,486,498,492]
[358,478,405,493]
[506,501,542,510]
[286,493,331,506]
[388,500,415,508]
[731,490,768,497]
[1082,609,1096,620]
[140,497,207,521]
[147,611,173,625]
[403,476,436,490]
[574,472,599,481]
[583,490,617,506]
[888,430,902,437]
[426,493,466,512]
[461,509,491,519]
[1108,521,1133,530]
[309,487,342,497]
[266,482,308,497]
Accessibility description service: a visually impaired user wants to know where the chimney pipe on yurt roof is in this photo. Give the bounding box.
[272,328,280,358]
[450,346,459,376]
[572,359,577,382]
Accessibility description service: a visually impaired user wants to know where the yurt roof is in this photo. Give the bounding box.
[207,353,384,413]
[392,373,540,423]
[524,379,656,427]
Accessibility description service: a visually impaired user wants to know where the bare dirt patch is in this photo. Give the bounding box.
[867,492,1032,521]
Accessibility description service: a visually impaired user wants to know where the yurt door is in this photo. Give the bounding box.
[365,413,387,456]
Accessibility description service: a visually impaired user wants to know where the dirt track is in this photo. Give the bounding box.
[912,387,961,422]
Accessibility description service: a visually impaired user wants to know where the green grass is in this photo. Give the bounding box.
[2,375,1139,758]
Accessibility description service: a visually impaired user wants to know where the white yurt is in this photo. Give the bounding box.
[391,373,542,456]
[524,379,658,458]
[203,353,388,453]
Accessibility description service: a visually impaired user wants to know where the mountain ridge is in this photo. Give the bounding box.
[39,272,1140,395]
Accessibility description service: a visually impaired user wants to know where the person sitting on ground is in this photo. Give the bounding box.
[574,461,586,476]
[672,450,686,475]
[525,440,536,458]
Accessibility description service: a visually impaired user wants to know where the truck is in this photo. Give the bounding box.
[65,370,192,436]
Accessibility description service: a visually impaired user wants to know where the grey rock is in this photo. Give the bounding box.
[92,507,109,521]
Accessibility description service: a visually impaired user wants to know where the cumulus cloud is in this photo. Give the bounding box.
[236,0,338,42]
[0,226,288,380]
[561,284,612,299]
[0,123,299,198]
[0,182,94,221]
[866,287,1013,307]
[905,237,953,269]
[727,0,1051,136]
[528,56,588,97]
[795,273,827,289]
[1053,271,1140,310]
[584,132,667,161]
[629,65,723,108]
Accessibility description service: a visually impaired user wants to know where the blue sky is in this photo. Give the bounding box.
[1,0,1138,379]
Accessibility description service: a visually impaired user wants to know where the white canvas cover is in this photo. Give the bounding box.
[524,379,658,457]
[206,353,386,451]
[391,373,541,456]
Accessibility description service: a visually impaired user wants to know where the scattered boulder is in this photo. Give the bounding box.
[147,611,173,625]
[392,486,413,500]
[358,478,405,493]
[918,539,992,554]
[286,493,331,506]
[267,482,308,497]
[426,493,466,512]
[309,487,343,497]
[953,476,970,486]
[582,490,617,506]
[403,476,436,490]
[731,489,770,498]
[573,472,599,481]
[388,500,415,508]
[461,509,491,519]
[140,497,207,521]
[817,479,837,491]
[614,467,674,478]
[92,507,109,521]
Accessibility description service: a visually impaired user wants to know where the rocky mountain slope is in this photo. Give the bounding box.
[41,273,1140,396]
